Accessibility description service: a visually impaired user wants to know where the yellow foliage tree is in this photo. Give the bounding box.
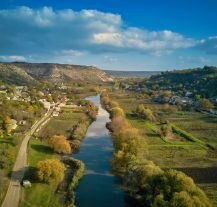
[3,116,12,134]
[49,135,72,154]
[36,159,65,183]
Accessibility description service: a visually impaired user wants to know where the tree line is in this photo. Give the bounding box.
[101,92,212,207]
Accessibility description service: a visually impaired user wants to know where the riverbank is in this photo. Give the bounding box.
[107,90,217,205]
[101,92,213,207]
[19,101,97,207]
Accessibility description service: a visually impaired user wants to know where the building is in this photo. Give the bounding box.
[11,119,18,130]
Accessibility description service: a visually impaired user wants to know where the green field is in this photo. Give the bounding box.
[39,107,86,139]
[19,138,63,207]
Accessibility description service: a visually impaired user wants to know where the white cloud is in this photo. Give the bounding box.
[0,6,199,60]
[104,55,118,63]
[0,55,26,62]
[197,36,217,54]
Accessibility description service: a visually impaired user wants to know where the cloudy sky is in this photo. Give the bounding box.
[0,0,217,71]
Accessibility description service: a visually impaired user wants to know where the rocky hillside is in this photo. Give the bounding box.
[0,62,113,85]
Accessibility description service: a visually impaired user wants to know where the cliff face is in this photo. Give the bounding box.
[0,62,113,85]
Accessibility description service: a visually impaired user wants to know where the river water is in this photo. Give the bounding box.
[74,95,126,207]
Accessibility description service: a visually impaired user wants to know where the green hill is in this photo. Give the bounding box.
[147,66,217,98]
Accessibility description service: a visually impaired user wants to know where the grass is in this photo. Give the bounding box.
[109,90,217,203]
[199,184,217,206]
[19,138,63,207]
[0,135,21,205]
[166,112,217,148]
[20,105,90,207]
[39,107,86,139]
[110,91,217,166]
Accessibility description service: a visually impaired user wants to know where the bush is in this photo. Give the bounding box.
[125,165,212,207]
[63,157,85,206]
[110,107,125,118]
[36,159,65,183]
[49,135,72,154]
[135,104,156,121]
[86,102,98,120]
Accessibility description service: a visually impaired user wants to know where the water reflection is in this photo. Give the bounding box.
[74,95,126,207]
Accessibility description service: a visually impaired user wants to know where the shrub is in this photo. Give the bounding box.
[36,159,65,183]
[110,107,125,118]
[135,104,156,121]
[49,135,71,154]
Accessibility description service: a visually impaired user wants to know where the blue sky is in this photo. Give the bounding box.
[0,0,217,70]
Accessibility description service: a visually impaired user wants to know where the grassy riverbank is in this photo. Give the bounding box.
[19,138,62,207]
[20,102,96,207]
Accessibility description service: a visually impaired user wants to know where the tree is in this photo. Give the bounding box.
[160,122,172,138]
[111,107,125,118]
[49,135,71,154]
[36,159,65,183]
[2,116,12,134]
[47,95,53,102]
[198,99,214,110]
[0,129,3,138]
[86,103,98,120]
[135,105,155,121]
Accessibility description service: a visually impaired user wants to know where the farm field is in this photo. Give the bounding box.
[109,90,217,205]
[38,107,87,139]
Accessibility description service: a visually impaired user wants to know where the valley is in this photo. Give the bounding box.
[0,63,216,207]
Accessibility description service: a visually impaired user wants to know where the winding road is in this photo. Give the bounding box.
[1,112,52,207]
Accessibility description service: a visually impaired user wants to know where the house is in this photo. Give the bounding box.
[185,91,193,97]
[40,99,51,111]
[169,96,192,106]
[209,109,217,115]
[11,119,18,130]
[52,111,59,117]
[211,96,217,105]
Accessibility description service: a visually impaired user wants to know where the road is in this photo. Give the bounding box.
[1,112,52,207]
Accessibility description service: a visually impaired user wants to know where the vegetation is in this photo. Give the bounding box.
[101,92,213,207]
[49,135,71,154]
[197,98,214,110]
[147,66,217,98]
[20,139,63,207]
[135,104,156,121]
[62,157,85,207]
[125,160,212,207]
[37,159,66,184]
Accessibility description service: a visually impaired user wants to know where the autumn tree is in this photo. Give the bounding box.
[198,99,214,110]
[86,103,98,120]
[2,116,12,134]
[36,159,65,183]
[49,135,71,154]
[111,107,125,118]
[160,122,172,138]
[135,104,155,121]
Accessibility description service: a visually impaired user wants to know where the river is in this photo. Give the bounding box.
[73,95,126,207]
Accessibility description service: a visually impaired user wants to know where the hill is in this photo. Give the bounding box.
[0,62,113,85]
[147,66,217,98]
[104,70,161,78]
